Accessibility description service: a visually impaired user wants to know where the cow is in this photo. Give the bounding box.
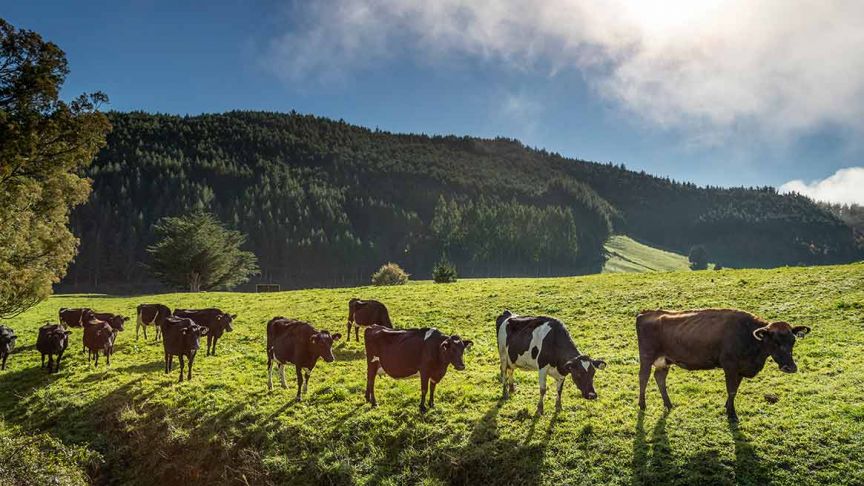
[496,311,607,415]
[160,316,208,382]
[635,308,811,422]
[0,325,16,370]
[78,312,127,353]
[364,325,473,413]
[58,308,95,328]
[136,303,171,341]
[346,298,393,341]
[173,308,235,356]
[83,319,119,367]
[36,323,71,373]
[266,317,342,401]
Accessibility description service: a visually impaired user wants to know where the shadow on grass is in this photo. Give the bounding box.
[110,360,163,374]
[333,345,366,361]
[430,399,553,485]
[631,410,770,486]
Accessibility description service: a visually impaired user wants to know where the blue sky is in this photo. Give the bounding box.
[7,0,864,201]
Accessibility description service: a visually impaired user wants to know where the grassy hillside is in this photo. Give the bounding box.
[603,235,692,273]
[2,264,864,485]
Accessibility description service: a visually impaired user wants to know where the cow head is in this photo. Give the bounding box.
[753,321,810,373]
[219,313,237,332]
[563,355,607,400]
[440,335,473,371]
[0,327,16,353]
[109,315,128,331]
[183,323,209,338]
[310,331,341,362]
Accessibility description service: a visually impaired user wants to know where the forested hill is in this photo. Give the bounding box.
[62,111,861,290]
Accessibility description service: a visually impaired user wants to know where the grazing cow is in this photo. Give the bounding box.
[136,303,171,341]
[59,308,95,328]
[346,298,393,341]
[36,323,71,373]
[496,311,607,415]
[266,317,342,400]
[636,309,811,422]
[0,325,16,370]
[364,325,473,413]
[160,316,208,382]
[173,308,235,356]
[83,319,119,367]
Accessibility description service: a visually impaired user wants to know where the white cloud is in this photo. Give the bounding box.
[266,0,864,140]
[779,167,864,205]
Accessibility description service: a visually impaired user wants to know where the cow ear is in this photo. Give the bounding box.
[310,335,318,344]
[592,359,607,370]
[440,340,450,351]
[123,316,130,321]
[332,333,342,341]
[463,340,474,350]
[181,328,189,335]
[792,326,811,339]
[231,314,237,319]
[752,326,769,341]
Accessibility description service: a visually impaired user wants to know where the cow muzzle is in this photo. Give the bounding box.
[454,363,465,371]
[586,392,598,400]
[780,364,797,373]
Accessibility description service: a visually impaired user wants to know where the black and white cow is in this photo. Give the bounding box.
[496,310,607,415]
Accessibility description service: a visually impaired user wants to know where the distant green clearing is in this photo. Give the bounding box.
[603,235,692,273]
[1,264,863,485]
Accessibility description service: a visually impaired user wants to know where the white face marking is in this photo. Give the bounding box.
[581,360,591,371]
[512,322,554,371]
[424,329,437,341]
[371,356,380,362]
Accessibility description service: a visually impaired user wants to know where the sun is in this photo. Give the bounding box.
[621,0,728,34]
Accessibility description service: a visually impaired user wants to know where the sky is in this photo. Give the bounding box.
[6,0,864,203]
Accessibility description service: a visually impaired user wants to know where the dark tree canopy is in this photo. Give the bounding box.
[60,111,862,291]
[0,18,110,317]
[689,245,709,270]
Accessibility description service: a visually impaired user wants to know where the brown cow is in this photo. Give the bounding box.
[36,323,71,373]
[80,312,126,353]
[636,308,811,422]
[173,308,235,356]
[160,316,208,382]
[266,317,341,401]
[59,308,95,328]
[83,319,119,367]
[137,304,171,341]
[346,298,393,341]
[0,325,16,370]
[364,325,473,413]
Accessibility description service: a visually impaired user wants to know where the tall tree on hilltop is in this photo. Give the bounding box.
[0,19,110,317]
[146,211,260,292]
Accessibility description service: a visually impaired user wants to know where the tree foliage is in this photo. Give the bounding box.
[145,212,259,292]
[371,263,409,286]
[432,256,458,284]
[0,19,110,317]
[59,111,862,290]
[689,245,709,270]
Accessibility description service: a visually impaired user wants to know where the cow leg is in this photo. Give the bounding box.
[723,368,743,422]
[420,373,429,414]
[500,362,510,399]
[355,324,360,342]
[178,355,185,382]
[278,364,288,389]
[654,367,673,409]
[638,359,652,410]
[537,367,548,415]
[347,321,353,342]
[187,354,194,381]
[106,349,111,366]
[303,370,310,394]
[1,354,6,370]
[294,366,303,402]
[55,352,63,373]
[95,351,99,367]
[212,336,218,356]
[508,369,515,395]
[555,377,565,412]
[41,353,45,369]
[365,361,379,407]
[267,357,274,391]
[428,381,437,409]
[46,354,53,372]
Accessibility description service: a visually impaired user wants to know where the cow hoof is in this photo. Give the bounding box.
[419,406,427,414]
[638,401,646,410]
[664,403,675,410]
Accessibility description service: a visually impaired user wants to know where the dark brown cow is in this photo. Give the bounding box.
[59,308,95,328]
[636,309,811,422]
[0,325,16,370]
[79,312,126,353]
[83,319,119,367]
[364,325,473,413]
[160,316,208,382]
[173,308,235,356]
[36,323,71,373]
[346,298,393,341]
[137,303,171,341]
[266,317,341,401]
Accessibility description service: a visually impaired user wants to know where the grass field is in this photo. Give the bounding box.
[1,264,863,485]
[603,235,692,273]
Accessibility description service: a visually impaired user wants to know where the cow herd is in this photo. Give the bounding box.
[0,298,812,422]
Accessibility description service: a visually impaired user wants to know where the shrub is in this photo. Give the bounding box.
[689,245,709,270]
[371,263,409,286]
[432,257,458,283]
